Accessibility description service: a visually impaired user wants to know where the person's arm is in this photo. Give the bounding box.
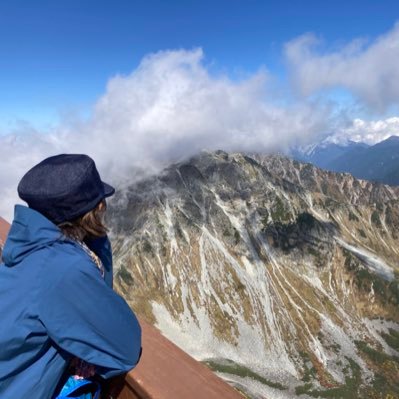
[39,258,141,378]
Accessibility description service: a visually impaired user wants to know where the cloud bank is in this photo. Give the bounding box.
[0,48,331,220]
[333,117,399,145]
[2,23,399,221]
[285,23,399,111]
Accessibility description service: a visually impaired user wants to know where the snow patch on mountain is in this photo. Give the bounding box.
[335,237,395,281]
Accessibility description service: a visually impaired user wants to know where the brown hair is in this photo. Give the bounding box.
[58,200,107,241]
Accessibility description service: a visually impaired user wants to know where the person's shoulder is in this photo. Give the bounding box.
[42,240,100,282]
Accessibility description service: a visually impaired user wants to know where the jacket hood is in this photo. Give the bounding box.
[2,205,62,267]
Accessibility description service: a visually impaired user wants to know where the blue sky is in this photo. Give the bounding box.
[1,0,398,131]
[1,0,399,220]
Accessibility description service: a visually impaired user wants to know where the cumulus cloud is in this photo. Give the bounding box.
[0,48,332,221]
[285,23,399,111]
[332,117,399,145]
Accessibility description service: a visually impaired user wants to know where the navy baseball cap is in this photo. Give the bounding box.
[18,154,115,224]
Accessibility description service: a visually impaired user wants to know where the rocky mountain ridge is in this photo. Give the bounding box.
[108,151,399,398]
[291,140,370,170]
[292,135,399,186]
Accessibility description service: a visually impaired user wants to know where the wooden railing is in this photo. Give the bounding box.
[0,217,243,399]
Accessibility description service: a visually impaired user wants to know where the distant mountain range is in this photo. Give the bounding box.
[292,136,399,186]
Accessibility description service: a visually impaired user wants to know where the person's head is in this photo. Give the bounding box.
[17,154,115,241]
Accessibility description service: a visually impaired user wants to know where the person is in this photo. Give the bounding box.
[0,154,142,399]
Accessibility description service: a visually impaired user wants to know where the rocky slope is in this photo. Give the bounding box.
[107,151,399,398]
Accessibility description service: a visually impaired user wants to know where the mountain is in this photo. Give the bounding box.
[0,217,10,262]
[329,136,399,186]
[292,140,370,170]
[293,136,399,186]
[107,151,399,399]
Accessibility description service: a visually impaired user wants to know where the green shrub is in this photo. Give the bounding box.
[371,210,382,228]
[204,359,286,390]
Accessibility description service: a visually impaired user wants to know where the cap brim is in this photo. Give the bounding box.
[103,181,115,198]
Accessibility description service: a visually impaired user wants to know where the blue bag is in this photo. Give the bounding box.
[55,376,101,399]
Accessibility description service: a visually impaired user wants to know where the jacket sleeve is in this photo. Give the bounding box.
[38,257,141,378]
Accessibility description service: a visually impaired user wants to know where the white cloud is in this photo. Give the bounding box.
[0,48,332,221]
[332,117,399,145]
[285,23,399,111]
[2,29,399,221]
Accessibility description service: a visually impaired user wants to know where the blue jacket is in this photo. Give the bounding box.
[0,205,141,399]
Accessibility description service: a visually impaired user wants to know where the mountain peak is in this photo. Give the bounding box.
[292,135,399,186]
[108,151,399,398]
[380,135,399,144]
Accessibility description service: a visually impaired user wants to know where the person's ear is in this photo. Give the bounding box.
[98,200,107,212]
